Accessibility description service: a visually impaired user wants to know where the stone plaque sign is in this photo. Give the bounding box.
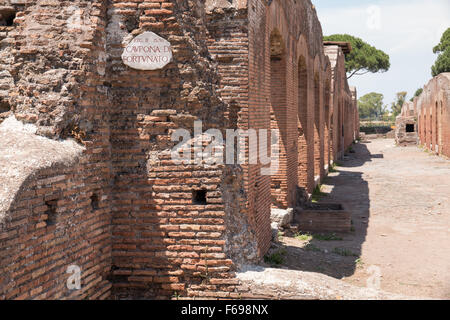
[122,32,173,70]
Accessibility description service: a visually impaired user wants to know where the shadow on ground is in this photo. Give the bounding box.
[263,142,376,280]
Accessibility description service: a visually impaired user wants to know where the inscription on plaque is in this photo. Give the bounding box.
[122,32,173,70]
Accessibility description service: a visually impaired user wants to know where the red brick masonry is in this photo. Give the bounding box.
[0,0,359,299]
[412,73,450,157]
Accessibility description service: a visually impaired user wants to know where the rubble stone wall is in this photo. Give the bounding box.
[0,0,113,300]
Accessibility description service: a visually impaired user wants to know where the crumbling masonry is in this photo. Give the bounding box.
[395,101,418,146]
[0,0,358,299]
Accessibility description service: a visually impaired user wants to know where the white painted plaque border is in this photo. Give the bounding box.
[122,31,173,71]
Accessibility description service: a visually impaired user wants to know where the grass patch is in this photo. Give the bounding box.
[295,232,313,241]
[277,231,283,240]
[420,146,436,156]
[311,184,327,203]
[355,258,364,267]
[329,162,338,173]
[294,232,343,242]
[264,249,287,265]
[313,233,343,241]
[332,247,358,257]
[172,291,181,300]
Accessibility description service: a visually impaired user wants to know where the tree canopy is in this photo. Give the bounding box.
[391,92,407,117]
[431,28,450,77]
[323,34,390,79]
[410,88,423,102]
[358,92,385,119]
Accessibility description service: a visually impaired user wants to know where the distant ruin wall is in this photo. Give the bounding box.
[415,73,450,157]
[324,45,358,160]
[395,115,418,146]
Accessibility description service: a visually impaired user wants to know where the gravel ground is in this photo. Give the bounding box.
[260,139,450,299]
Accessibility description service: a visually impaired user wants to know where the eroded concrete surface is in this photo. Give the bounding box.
[260,139,449,299]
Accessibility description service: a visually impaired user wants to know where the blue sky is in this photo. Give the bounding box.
[314,0,450,108]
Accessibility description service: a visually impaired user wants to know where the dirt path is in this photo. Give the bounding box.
[266,139,450,299]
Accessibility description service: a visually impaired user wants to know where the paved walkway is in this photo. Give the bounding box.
[326,139,450,299]
[266,139,449,299]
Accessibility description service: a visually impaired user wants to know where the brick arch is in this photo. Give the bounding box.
[313,55,324,182]
[297,55,309,191]
[439,91,449,156]
[424,102,428,148]
[265,1,292,209]
[418,105,423,142]
[434,99,439,153]
[295,34,315,194]
[323,65,332,169]
[267,3,290,47]
[427,99,432,149]
[269,28,289,208]
[438,98,443,154]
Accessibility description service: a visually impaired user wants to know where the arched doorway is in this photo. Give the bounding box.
[297,56,309,191]
[324,81,331,168]
[269,29,288,208]
[313,72,323,180]
[438,100,443,154]
[435,101,439,153]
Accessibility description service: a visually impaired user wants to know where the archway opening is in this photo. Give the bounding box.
[324,80,331,168]
[297,56,309,191]
[269,30,288,209]
[430,114,433,150]
[438,100,443,154]
[313,72,322,179]
[435,101,439,152]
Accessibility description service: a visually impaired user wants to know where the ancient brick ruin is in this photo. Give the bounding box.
[395,101,418,146]
[416,74,450,157]
[0,0,358,299]
[397,73,450,157]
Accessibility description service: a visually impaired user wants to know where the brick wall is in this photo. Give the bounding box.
[344,86,356,150]
[0,150,112,300]
[106,0,258,299]
[416,73,450,157]
[0,0,113,300]
[324,45,357,161]
[313,72,325,182]
[324,72,332,169]
[297,55,310,189]
[245,0,273,256]
[0,0,360,300]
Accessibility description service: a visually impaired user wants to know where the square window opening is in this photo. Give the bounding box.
[193,189,207,205]
[406,124,415,133]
